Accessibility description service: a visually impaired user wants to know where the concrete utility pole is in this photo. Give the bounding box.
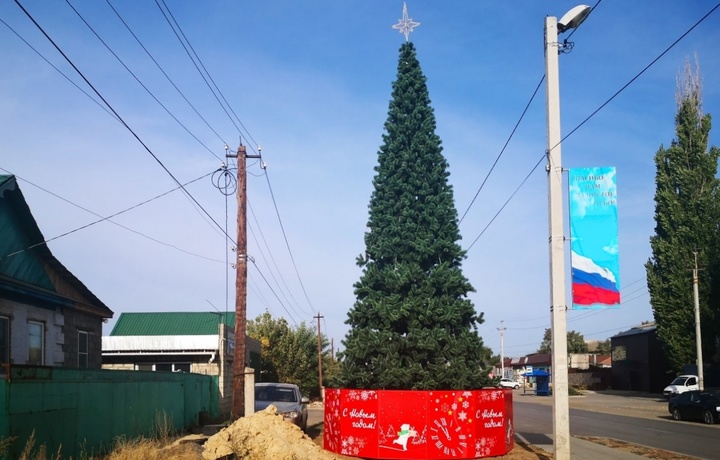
[543,7,591,458]
[498,321,507,378]
[229,144,260,420]
[315,313,324,399]
[692,251,704,391]
[545,14,571,460]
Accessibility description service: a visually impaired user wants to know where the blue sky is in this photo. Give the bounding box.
[1,1,719,359]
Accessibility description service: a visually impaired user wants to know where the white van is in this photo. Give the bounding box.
[663,375,699,398]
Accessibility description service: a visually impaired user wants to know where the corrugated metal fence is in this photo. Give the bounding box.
[0,365,218,459]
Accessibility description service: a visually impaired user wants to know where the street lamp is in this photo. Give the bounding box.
[544,5,591,460]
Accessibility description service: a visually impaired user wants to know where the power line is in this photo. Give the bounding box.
[554,2,720,153]
[155,0,260,154]
[262,166,318,315]
[104,0,229,153]
[248,199,312,318]
[64,0,222,162]
[248,258,299,326]
[0,167,223,263]
[0,17,119,123]
[14,0,234,246]
[466,153,545,251]
[459,75,545,224]
[465,3,719,249]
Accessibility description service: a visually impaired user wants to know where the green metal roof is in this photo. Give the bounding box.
[110,312,236,336]
[0,175,112,317]
[0,175,54,291]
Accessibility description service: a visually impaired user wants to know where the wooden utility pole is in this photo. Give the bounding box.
[229,144,260,420]
[315,313,324,400]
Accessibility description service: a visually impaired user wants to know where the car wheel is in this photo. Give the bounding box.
[514,384,520,389]
[672,408,681,421]
[703,411,715,425]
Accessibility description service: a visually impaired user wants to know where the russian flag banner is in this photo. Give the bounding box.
[568,167,620,309]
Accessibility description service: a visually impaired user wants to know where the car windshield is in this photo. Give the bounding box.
[255,387,297,403]
[670,377,688,385]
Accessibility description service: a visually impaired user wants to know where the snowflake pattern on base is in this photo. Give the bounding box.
[324,388,511,459]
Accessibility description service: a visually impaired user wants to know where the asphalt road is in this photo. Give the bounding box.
[309,391,720,459]
[514,393,720,459]
[308,407,323,427]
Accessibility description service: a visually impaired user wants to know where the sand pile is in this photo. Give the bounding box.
[201,406,347,460]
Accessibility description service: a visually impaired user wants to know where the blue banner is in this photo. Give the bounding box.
[568,167,620,309]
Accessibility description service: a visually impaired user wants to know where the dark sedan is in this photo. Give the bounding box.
[668,390,720,424]
[254,382,310,431]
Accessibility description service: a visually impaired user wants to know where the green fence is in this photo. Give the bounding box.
[0,366,218,459]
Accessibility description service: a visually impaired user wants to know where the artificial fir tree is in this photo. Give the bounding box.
[337,42,491,390]
[646,60,720,374]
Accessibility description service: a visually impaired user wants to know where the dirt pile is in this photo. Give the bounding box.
[202,406,347,460]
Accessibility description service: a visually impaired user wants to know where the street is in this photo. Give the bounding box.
[309,391,720,459]
[513,393,720,459]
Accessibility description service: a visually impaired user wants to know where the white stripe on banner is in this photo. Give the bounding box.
[568,166,620,309]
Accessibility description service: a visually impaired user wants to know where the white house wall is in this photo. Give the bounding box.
[0,299,65,366]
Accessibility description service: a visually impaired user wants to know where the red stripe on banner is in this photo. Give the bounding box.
[572,283,620,305]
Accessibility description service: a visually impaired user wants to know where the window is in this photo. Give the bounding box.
[0,317,9,364]
[78,331,88,368]
[134,362,191,372]
[28,322,44,365]
[174,363,191,373]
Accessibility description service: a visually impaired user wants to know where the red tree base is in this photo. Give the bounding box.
[323,388,514,459]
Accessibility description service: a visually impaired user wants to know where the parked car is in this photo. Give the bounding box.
[254,382,310,431]
[498,378,520,389]
[663,374,699,399]
[668,390,720,424]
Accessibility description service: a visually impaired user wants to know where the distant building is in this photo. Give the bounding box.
[0,175,113,370]
[102,311,260,417]
[610,322,668,393]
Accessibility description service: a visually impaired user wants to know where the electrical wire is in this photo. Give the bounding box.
[465,2,720,250]
[64,0,222,161]
[13,0,235,247]
[551,1,720,156]
[248,199,312,318]
[248,258,299,326]
[0,17,120,123]
[458,0,601,226]
[211,158,312,322]
[155,0,260,155]
[466,153,545,251]
[160,0,260,152]
[262,168,318,315]
[459,75,545,224]
[104,0,229,154]
[0,167,223,262]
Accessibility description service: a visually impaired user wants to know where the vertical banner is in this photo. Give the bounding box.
[568,167,620,309]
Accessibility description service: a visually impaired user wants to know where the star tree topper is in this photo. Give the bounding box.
[392,2,420,42]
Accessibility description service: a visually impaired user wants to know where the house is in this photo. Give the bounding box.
[0,175,113,369]
[102,311,261,417]
[611,322,669,393]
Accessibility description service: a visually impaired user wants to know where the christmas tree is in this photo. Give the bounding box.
[337,42,491,390]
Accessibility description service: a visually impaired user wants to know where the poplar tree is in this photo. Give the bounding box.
[646,60,720,374]
[336,42,490,390]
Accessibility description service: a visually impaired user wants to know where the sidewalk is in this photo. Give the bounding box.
[516,433,647,459]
